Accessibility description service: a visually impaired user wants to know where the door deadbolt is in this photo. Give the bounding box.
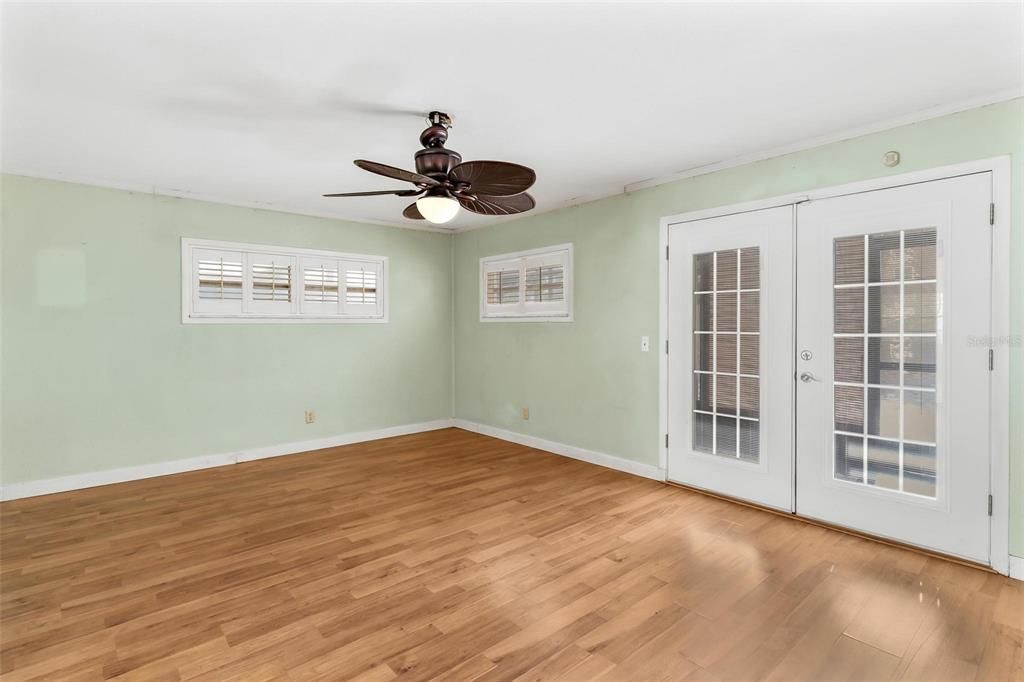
[800,350,813,361]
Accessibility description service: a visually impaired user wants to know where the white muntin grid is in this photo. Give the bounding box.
[831,229,938,498]
[692,247,760,462]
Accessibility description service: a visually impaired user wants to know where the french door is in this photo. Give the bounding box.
[795,173,992,563]
[667,173,994,564]
[667,206,795,511]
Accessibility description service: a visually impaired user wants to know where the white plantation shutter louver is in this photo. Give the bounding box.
[183,239,387,323]
[301,258,341,315]
[486,268,520,305]
[343,260,383,316]
[525,263,564,302]
[480,244,572,321]
[193,248,244,314]
[249,256,295,313]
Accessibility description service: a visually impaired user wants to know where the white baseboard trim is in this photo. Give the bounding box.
[1010,555,1024,581]
[0,419,456,502]
[453,419,665,482]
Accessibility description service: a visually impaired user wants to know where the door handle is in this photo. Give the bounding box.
[799,372,820,383]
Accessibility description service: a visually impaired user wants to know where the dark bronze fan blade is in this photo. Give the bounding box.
[457,192,535,216]
[354,160,439,187]
[323,189,421,197]
[449,161,535,196]
[402,202,425,220]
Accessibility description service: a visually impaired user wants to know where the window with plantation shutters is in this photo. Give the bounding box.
[183,239,387,323]
[480,244,573,321]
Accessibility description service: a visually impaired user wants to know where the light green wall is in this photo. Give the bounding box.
[453,99,1024,553]
[0,175,453,483]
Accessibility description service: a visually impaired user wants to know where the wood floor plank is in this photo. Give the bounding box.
[1,428,1019,681]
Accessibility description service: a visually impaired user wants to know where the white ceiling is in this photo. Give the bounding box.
[3,2,1021,231]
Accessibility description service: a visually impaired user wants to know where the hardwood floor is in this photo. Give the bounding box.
[1,428,1021,681]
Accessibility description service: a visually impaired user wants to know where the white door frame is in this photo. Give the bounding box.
[658,156,1012,576]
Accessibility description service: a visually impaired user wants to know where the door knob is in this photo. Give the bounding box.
[799,372,820,383]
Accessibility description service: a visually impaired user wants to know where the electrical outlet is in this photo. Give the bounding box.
[522,407,530,420]
[304,410,316,424]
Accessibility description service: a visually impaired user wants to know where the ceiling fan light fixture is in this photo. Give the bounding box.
[415,193,460,224]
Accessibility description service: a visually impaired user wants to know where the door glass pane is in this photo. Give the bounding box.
[904,282,936,333]
[866,439,900,491]
[694,253,714,291]
[834,337,864,383]
[692,247,760,462]
[867,285,900,333]
[716,334,737,373]
[739,378,759,419]
[903,229,936,281]
[739,420,759,463]
[740,248,760,289]
[716,250,737,290]
[867,387,900,439]
[868,337,901,386]
[739,335,759,375]
[902,337,936,389]
[716,292,737,331]
[835,434,864,484]
[834,236,865,285]
[903,444,937,497]
[903,390,936,443]
[834,288,864,333]
[834,385,864,433]
[716,376,737,416]
[868,232,901,283]
[694,334,713,372]
[831,228,939,498]
[740,292,759,332]
[693,373,714,412]
[693,294,713,331]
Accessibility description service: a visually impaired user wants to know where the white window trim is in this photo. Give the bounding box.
[479,243,573,322]
[181,238,388,324]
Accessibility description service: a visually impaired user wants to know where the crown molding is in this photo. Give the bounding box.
[623,89,1023,193]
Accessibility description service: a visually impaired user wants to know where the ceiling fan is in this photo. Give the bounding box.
[324,111,536,225]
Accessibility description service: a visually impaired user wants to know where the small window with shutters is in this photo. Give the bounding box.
[480,243,572,321]
[183,239,387,323]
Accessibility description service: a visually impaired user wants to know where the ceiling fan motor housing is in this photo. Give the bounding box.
[415,118,461,180]
[415,145,461,180]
